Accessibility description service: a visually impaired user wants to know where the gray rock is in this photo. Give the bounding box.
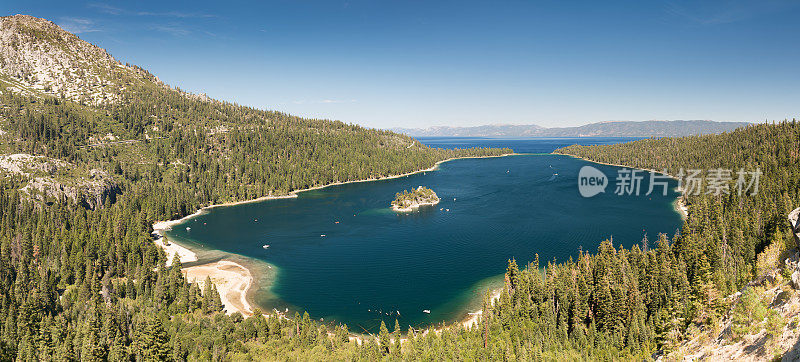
[771,289,791,307]
[1,153,119,209]
[787,252,799,269]
[790,207,800,247]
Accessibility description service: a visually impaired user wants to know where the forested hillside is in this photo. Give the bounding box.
[0,15,509,360]
[552,122,800,359]
[1,14,798,361]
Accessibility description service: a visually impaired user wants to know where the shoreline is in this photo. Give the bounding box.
[153,235,198,265]
[152,152,517,232]
[183,260,255,316]
[554,152,689,219]
[151,152,516,317]
[460,288,504,329]
[152,151,684,331]
[392,198,441,212]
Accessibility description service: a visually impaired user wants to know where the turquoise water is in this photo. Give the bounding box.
[164,138,682,332]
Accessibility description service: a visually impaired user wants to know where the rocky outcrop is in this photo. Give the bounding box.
[659,210,800,360]
[0,15,152,105]
[790,207,800,246]
[0,15,212,106]
[21,171,119,209]
[789,208,800,289]
[0,153,119,209]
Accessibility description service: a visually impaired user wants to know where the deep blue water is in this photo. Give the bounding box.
[164,137,681,332]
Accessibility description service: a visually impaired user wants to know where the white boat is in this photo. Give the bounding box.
[186,227,191,231]
[423,310,431,314]
[262,244,270,249]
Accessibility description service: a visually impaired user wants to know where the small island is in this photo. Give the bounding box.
[391,186,441,212]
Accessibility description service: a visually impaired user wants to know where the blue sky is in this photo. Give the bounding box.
[3,1,799,128]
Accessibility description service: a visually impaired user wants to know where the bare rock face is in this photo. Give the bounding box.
[21,172,119,209]
[789,207,800,246]
[0,15,166,106]
[0,15,212,105]
[788,252,800,289]
[0,153,119,209]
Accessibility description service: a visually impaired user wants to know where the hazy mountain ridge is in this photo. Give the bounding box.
[393,120,751,138]
[0,13,797,362]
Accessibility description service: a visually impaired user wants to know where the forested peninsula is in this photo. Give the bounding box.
[0,15,509,360]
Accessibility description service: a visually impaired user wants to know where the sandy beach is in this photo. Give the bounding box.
[153,236,197,265]
[183,260,255,316]
[150,151,678,328]
[461,288,504,329]
[150,153,517,318]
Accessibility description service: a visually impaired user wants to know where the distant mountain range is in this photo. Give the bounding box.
[391,120,751,138]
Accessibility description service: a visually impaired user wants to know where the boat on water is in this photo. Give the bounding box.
[423,310,431,314]
[262,244,270,249]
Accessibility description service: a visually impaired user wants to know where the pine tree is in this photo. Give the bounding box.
[505,258,520,295]
[378,320,391,355]
[201,276,216,313]
[392,319,402,357]
[482,289,490,349]
[135,316,171,361]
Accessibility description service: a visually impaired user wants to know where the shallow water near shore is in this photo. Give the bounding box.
[164,137,682,332]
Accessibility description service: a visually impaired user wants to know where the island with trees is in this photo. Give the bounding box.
[4,14,800,361]
[391,186,440,212]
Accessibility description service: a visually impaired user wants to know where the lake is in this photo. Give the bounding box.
[163,137,682,332]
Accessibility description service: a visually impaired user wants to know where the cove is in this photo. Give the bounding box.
[163,138,683,332]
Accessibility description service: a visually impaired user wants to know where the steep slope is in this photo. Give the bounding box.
[0,15,509,211]
[0,13,798,362]
[0,14,160,105]
[0,16,510,361]
[0,153,118,208]
[556,123,800,360]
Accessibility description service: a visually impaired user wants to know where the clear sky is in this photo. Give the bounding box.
[3,1,799,128]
